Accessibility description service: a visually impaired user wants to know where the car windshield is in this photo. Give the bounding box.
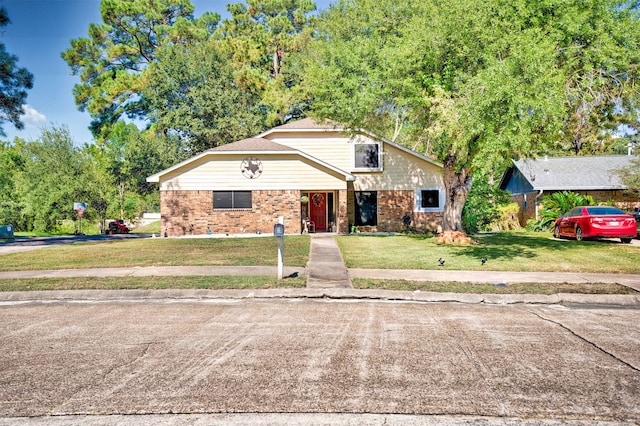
[585,207,625,216]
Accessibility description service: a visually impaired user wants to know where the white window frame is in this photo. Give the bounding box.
[352,142,383,172]
[414,188,444,213]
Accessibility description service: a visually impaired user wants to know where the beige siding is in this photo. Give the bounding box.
[265,132,443,191]
[353,144,444,191]
[265,132,353,171]
[159,154,347,191]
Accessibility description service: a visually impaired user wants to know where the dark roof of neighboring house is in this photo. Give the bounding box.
[209,137,293,152]
[500,155,636,192]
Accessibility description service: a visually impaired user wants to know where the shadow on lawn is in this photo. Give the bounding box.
[409,232,581,262]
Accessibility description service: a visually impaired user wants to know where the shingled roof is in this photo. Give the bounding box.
[500,155,636,193]
[209,137,294,152]
[268,117,340,131]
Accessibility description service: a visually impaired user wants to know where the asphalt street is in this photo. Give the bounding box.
[0,297,638,424]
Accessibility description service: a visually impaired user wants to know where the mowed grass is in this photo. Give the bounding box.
[1,232,639,294]
[352,279,636,294]
[0,236,310,271]
[0,275,306,292]
[336,232,640,274]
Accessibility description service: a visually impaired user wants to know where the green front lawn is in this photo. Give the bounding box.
[1,231,639,275]
[0,236,310,271]
[1,232,639,294]
[336,231,640,274]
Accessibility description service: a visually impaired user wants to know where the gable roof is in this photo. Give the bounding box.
[499,155,636,192]
[265,117,341,132]
[209,137,293,152]
[146,137,356,183]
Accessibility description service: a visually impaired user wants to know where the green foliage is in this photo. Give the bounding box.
[16,126,99,232]
[86,121,186,223]
[487,203,521,232]
[462,174,511,234]
[0,7,33,137]
[529,191,596,231]
[144,42,267,152]
[63,0,317,148]
[616,157,640,199]
[304,0,640,232]
[0,140,24,227]
[219,0,317,126]
[62,0,219,140]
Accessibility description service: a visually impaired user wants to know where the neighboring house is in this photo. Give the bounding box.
[147,118,445,236]
[499,155,639,225]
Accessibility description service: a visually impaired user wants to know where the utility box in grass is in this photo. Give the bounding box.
[0,225,14,240]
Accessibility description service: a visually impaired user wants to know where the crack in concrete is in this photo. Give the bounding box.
[524,309,640,373]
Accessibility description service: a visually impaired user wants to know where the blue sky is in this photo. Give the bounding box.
[2,0,332,145]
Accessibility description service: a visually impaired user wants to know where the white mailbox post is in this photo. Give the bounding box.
[273,221,285,279]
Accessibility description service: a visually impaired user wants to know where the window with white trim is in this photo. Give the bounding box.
[415,189,444,212]
[213,191,252,210]
[353,143,382,171]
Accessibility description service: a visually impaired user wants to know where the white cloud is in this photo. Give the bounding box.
[21,104,47,126]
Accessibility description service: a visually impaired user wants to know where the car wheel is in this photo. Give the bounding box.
[621,238,632,244]
[553,226,561,239]
[575,227,583,241]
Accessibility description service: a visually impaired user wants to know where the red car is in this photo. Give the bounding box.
[553,206,636,243]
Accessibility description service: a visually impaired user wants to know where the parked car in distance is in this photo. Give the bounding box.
[105,219,130,235]
[553,206,636,243]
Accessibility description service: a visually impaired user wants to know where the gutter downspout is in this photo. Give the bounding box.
[535,190,544,221]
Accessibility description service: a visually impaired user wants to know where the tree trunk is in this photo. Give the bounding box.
[118,182,125,220]
[442,154,472,232]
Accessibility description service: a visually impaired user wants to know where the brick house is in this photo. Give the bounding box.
[499,155,639,226]
[147,118,445,236]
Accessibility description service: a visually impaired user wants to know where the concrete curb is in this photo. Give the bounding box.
[0,288,638,307]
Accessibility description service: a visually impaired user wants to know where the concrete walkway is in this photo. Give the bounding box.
[306,233,352,288]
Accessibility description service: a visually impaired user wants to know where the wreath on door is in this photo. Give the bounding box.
[312,193,324,207]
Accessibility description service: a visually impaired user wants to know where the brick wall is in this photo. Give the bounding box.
[160,190,302,236]
[347,190,443,233]
[337,189,349,234]
[378,190,443,233]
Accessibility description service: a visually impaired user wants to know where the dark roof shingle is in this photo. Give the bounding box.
[512,156,635,190]
[209,138,294,152]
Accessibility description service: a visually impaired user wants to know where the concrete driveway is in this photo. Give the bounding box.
[0,297,638,424]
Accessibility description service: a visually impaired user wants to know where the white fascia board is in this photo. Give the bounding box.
[256,126,347,138]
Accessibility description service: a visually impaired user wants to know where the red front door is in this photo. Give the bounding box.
[309,192,327,231]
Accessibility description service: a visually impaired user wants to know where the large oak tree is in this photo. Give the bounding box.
[62,0,219,141]
[303,0,640,232]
